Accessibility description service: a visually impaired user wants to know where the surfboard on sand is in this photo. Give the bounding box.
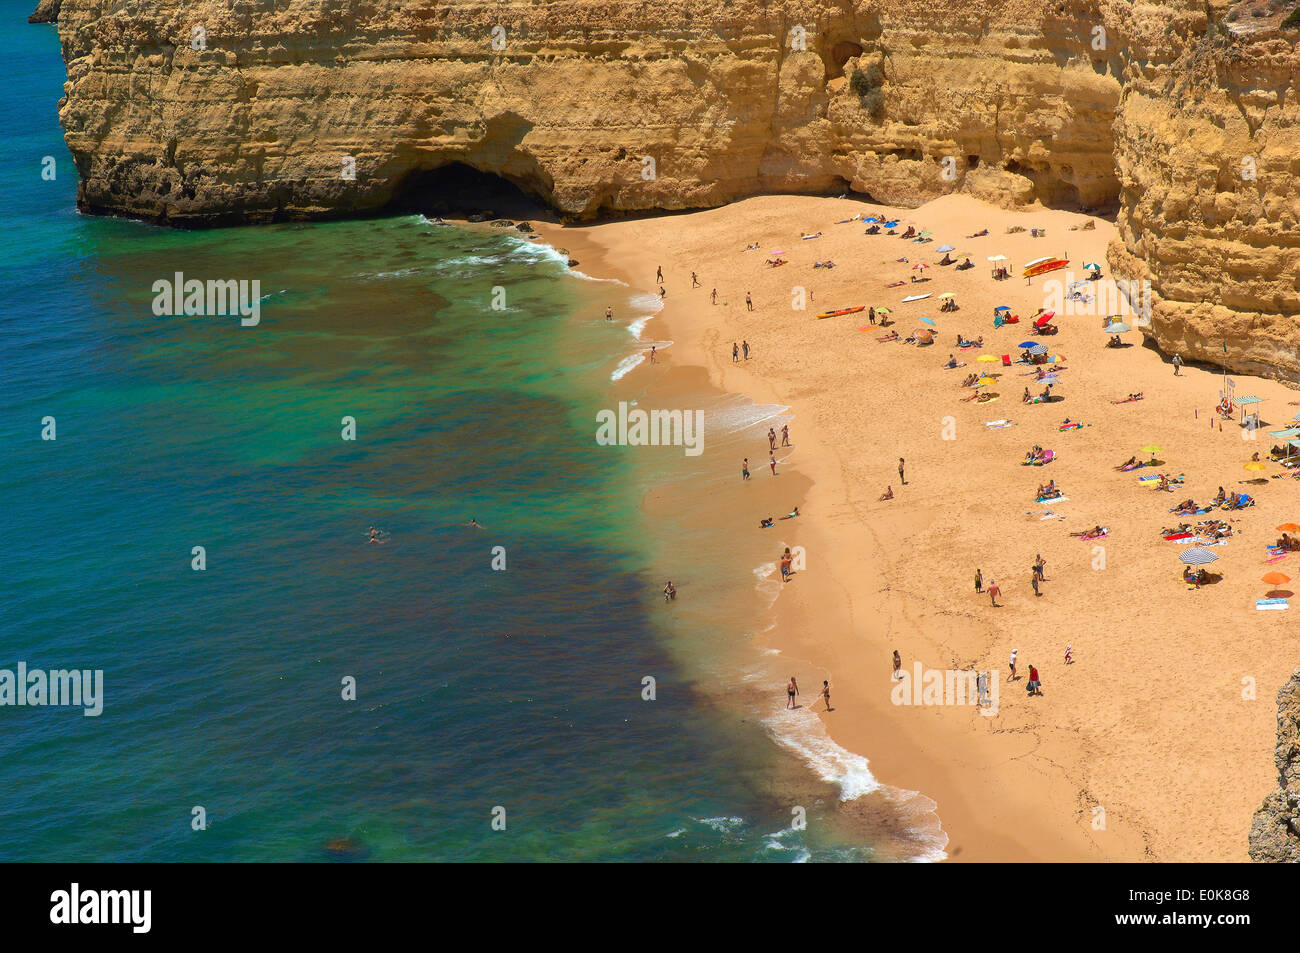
[901,293,932,303]
[817,306,865,319]
[1023,258,1069,278]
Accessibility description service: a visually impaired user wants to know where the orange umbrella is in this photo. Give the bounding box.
[1277,523,1300,533]
[1262,572,1291,586]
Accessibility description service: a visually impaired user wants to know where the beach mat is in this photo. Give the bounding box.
[1257,598,1289,611]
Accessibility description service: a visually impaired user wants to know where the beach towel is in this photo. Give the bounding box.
[944,361,967,369]
[984,420,1013,429]
[1256,598,1289,611]
[1059,423,1083,431]
[1137,475,1159,482]
[1035,496,1068,503]
[1163,533,1193,541]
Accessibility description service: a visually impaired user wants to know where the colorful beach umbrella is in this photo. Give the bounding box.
[1034,314,1053,328]
[1179,548,1218,565]
[1018,340,1037,348]
[1084,262,1101,270]
[994,306,1011,313]
[876,307,892,314]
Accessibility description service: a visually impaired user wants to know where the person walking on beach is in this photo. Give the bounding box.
[1064,644,1073,665]
[1008,649,1018,681]
[1026,664,1042,696]
[1031,571,1040,597]
[786,676,800,709]
[742,457,751,481]
[1033,554,1046,581]
[733,342,739,363]
[892,650,902,680]
[649,345,657,364]
[746,292,754,312]
[780,547,793,582]
[768,427,777,451]
[898,457,906,485]
[988,579,1001,607]
[819,680,832,711]
[743,340,751,360]
[974,568,983,594]
[781,424,790,447]
[656,265,663,283]
[769,451,777,475]
[605,306,613,322]
[711,288,718,305]
[691,271,700,288]
[1172,353,1182,376]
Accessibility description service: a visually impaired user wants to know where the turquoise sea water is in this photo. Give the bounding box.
[0,11,907,861]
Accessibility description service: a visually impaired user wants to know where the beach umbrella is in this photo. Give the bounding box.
[939,292,955,299]
[977,376,997,385]
[1245,461,1266,472]
[995,306,1011,312]
[988,255,1007,262]
[1277,523,1300,533]
[976,354,999,362]
[1179,548,1218,565]
[1106,322,1131,333]
[884,221,898,228]
[1084,262,1101,270]
[1018,340,1038,348]
[915,329,933,343]
[1025,343,1049,355]
[865,217,879,223]
[875,307,892,314]
[1262,572,1291,586]
[1034,314,1053,328]
[920,316,936,326]
[937,244,955,253]
[1140,445,1162,454]
[912,263,927,270]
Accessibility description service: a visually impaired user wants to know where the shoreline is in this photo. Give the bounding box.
[529,193,1298,862]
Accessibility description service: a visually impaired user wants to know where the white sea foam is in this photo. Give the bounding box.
[698,816,746,834]
[610,352,645,382]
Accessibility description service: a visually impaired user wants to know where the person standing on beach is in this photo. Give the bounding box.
[691,271,700,288]
[974,568,983,594]
[605,306,612,322]
[1173,353,1182,376]
[768,428,777,451]
[732,342,739,363]
[780,548,793,582]
[1034,554,1046,581]
[1031,571,1040,597]
[1027,665,1042,696]
[892,650,902,680]
[988,580,1001,607]
[786,676,800,709]
[1008,649,1018,680]
[819,680,832,711]
[711,288,718,305]
[769,451,777,475]
[656,265,663,283]
[743,340,751,360]
[742,457,751,480]
[898,457,906,485]
[869,306,876,326]
[649,345,657,364]
[746,292,754,312]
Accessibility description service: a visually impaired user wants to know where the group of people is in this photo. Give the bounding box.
[1023,445,1050,465]
[1036,480,1062,501]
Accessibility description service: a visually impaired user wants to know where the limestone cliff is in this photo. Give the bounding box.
[48,0,1300,378]
[28,0,59,24]
[1249,670,1300,862]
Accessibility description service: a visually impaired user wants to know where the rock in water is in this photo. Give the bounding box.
[27,0,59,23]
[1249,670,1300,862]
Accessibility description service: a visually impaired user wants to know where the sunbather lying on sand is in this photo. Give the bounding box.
[1162,523,1192,537]
[813,260,836,268]
[801,232,822,240]
[1172,499,1200,515]
[961,373,979,387]
[1070,526,1107,540]
[877,330,900,342]
[745,243,760,250]
[1114,455,1138,470]
[1111,392,1144,404]
[969,229,989,237]
[765,258,787,267]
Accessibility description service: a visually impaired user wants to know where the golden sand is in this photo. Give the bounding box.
[534,193,1298,861]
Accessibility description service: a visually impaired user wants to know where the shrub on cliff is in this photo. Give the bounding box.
[849,63,885,119]
[1284,7,1300,28]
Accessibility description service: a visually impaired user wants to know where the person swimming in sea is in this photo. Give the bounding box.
[368,526,380,543]
[466,518,483,528]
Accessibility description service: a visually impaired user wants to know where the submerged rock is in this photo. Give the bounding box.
[27,0,59,23]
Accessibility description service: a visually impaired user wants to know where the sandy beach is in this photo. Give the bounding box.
[532,193,1299,861]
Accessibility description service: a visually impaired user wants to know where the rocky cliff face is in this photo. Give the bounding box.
[1249,670,1300,862]
[28,0,59,24]
[48,0,1300,379]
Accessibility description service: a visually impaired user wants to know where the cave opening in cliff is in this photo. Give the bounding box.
[824,40,865,80]
[388,162,545,218]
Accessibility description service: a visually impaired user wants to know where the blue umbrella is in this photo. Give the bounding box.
[920,316,936,326]
[995,306,1011,312]
[1018,340,1037,348]
[1179,548,1218,565]
[884,221,899,228]
[865,217,879,223]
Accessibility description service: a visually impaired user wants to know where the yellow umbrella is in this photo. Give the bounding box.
[977,376,997,386]
[938,292,955,299]
[1139,445,1162,454]
[976,354,999,362]
[1245,461,1267,471]
[876,307,892,314]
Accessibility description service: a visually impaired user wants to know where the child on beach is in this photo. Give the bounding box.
[786,676,799,709]
[879,485,893,500]
[975,568,983,593]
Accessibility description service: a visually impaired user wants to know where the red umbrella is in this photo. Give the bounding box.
[1034,312,1054,328]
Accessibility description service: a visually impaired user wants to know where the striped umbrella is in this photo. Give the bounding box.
[1179,548,1219,565]
[1025,343,1049,355]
